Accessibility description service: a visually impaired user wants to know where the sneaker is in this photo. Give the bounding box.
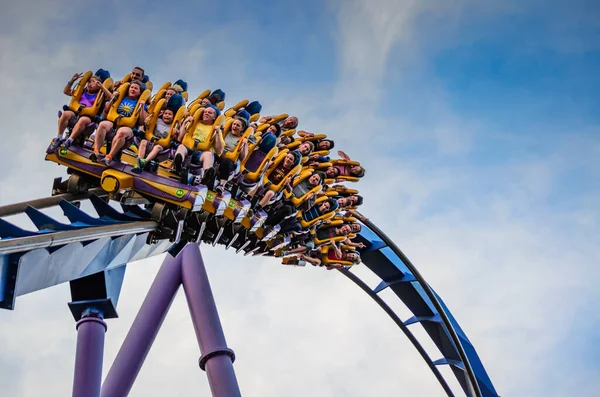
[63,138,74,149]
[201,167,216,187]
[131,166,142,174]
[100,156,113,166]
[136,157,146,169]
[46,137,62,154]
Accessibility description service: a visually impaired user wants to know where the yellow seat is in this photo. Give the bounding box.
[68,71,114,118]
[106,82,152,129]
[282,169,323,208]
[319,245,358,267]
[324,216,358,228]
[313,232,346,247]
[144,98,186,149]
[324,186,359,197]
[327,159,362,183]
[239,144,278,183]
[147,82,172,115]
[255,114,289,134]
[297,195,337,229]
[221,118,254,162]
[286,133,327,151]
[224,100,250,118]
[181,107,225,154]
[121,73,153,91]
[262,150,302,192]
[187,89,212,116]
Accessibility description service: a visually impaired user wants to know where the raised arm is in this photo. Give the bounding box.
[178,115,193,142]
[137,100,147,125]
[63,72,83,96]
[239,137,249,161]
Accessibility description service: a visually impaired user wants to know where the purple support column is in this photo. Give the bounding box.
[181,243,241,397]
[73,309,107,397]
[101,252,183,397]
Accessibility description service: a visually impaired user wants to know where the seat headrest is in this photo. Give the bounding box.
[290,150,301,166]
[209,89,226,103]
[237,109,251,121]
[245,101,262,115]
[142,75,150,83]
[270,123,282,137]
[174,79,188,92]
[94,69,111,82]
[166,94,185,111]
[207,104,221,116]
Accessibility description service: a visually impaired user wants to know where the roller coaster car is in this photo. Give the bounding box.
[68,71,115,119]
[211,197,252,247]
[282,169,323,208]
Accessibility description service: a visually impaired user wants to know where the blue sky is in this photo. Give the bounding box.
[0,0,599,396]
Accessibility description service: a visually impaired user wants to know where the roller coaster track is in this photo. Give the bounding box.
[0,194,498,397]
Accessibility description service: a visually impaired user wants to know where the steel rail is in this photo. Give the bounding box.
[0,188,107,218]
[359,216,483,397]
[0,221,158,255]
[338,268,456,397]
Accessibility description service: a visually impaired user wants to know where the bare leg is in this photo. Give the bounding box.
[94,120,113,153]
[146,145,163,162]
[258,190,275,207]
[200,152,214,169]
[138,140,148,159]
[175,145,188,160]
[58,110,75,136]
[107,127,133,158]
[69,116,92,141]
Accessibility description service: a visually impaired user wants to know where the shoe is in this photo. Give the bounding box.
[136,157,147,170]
[131,166,142,174]
[63,138,74,149]
[201,167,216,187]
[89,151,101,162]
[174,153,183,174]
[100,156,113,166]
[46,137,63,153]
